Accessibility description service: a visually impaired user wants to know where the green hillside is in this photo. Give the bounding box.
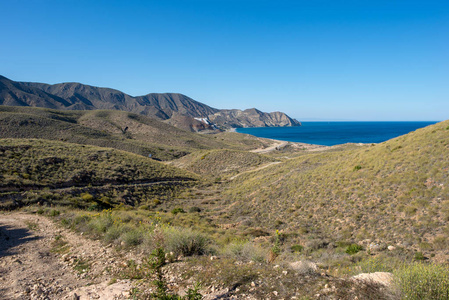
[222,120,449,256]
[171,149,276,177]
[0,138,199,209]
[0,106,271,160]
[0,138,198,188]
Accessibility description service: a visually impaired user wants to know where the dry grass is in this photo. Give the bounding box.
[221,120,449,258]
[0,106,272,160]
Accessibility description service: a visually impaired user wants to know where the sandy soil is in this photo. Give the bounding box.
[251,140,328,153]
[0,212,131,300]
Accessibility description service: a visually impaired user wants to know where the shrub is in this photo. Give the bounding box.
[104,225,124,244]
[222,240,266,262]
[81,193,94,202]
[189,206,201,213]
[87,202,101,211]
[346,244,363,255]
[88,214,113,234]
[394,263,449,300]
[122,229,143,247]
[171,208,185,215]
[60,218,70,226]
[49,209,60,217]
[353,165,362,171]
[164,227,210,256]
[414,251,425,261]
[290,244,304,253]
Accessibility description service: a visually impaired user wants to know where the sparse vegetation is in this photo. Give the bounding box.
[1,111,449,299]
[0,106,271,160]
[171,149,276,177]
[223,120,449,259]
[394,262,449,299]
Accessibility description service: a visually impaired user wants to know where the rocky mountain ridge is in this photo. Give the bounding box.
[0,75,300,131]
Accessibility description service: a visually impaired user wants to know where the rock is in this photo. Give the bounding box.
[369,243,381,251]
[352,272,393,286]
[289,261,318,275]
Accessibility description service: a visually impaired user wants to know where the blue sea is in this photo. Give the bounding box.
[236,121,438,146]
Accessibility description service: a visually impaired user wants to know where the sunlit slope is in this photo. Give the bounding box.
[171,149,276,177]
[0,138,198,191]
[0,106,271,160]
[224,120,449,251]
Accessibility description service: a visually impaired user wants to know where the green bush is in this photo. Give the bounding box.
[222,240,266,262]
[81,193,94,201]
[290,244,304,253]
[87,202,101,211]
[164,227,210,256]
[346,244,363,255]
[171,208,185,215]
[104,225,124,244]
[122,229,143,247]
[49,209,60,217]
[353,165,362,171]
[88,214,113,234]
[394,263,449,300]
[414,251,425,261]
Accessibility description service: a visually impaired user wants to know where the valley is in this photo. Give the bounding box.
[0,104,448,299]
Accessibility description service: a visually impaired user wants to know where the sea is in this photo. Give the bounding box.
[236,121,438,146]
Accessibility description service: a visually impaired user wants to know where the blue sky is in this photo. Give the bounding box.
[1,0,448,121]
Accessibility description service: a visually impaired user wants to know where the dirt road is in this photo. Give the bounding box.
[250,141,289,153]
[251,140,328,154]
[0,212,131,300]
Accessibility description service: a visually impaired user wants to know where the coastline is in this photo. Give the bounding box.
[235,121,437,146]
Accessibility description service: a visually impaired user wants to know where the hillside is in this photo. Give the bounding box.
[0,138,199,209]
[220,120,449,258]
[0,106,273,160]
[0,138,197,188]
[0,75,300,131]
[1,118,449,299]
[170,149,277,177]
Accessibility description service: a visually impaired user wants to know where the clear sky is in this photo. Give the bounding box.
[1,0,448,121]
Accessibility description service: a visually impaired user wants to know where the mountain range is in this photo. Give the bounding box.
[0,75,300,131]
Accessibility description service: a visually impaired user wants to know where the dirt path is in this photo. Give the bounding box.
[229,161,282,180]
[251,140,329,154]
[250,141,289,153]
[0,212,131,300]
